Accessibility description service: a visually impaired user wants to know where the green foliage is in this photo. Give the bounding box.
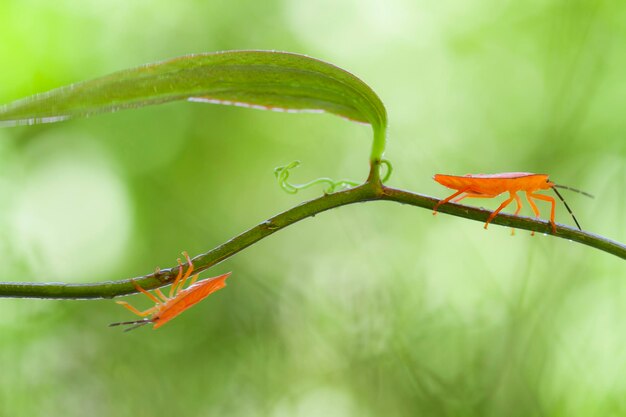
[0,50,388,161]
[0,50,623,298]
[1,2,625,415]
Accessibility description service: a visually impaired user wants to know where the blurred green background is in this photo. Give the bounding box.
[0,0,624,416]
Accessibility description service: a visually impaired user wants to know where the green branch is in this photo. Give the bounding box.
[0,184,623,299]
[2,50,620,303]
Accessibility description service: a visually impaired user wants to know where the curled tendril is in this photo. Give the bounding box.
[274,159,393,194]
[274,161,358,194]
[380,159,392,183]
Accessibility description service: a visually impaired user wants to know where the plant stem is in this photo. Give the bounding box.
[0,185,623,299]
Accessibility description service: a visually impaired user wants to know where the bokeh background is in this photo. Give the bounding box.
[0,0,625,416]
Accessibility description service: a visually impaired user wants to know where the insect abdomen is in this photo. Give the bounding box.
[153,272,230,329]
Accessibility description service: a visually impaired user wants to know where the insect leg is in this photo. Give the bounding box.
[484,192,517,230]
[525,192,540,217]
[528,192,557,233]
[433,188,470,214]
[188,273,200,287]
[525,191,541,236]
[173,252,196,293]
[154,288,169,303]
[114,301,159,317]
[512,193,523,216]
[509,193,523,235]
[131,280,163,305]
[168,261,184,298]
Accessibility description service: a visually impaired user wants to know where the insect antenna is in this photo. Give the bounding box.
[552,187,582,231]
[109,319,152,332]
[553,184,594,198]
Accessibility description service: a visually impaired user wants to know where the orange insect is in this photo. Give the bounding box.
[432,172,592,234]
[109,252,230,332]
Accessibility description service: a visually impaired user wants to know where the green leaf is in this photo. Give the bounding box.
[0,50,387,159]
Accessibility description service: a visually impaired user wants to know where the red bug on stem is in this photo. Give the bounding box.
[432,172,592,234]
[109,252,230,332]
